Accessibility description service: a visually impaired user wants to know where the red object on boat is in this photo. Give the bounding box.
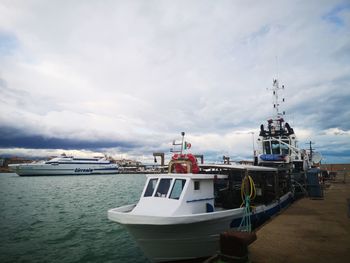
[171,153,199,174]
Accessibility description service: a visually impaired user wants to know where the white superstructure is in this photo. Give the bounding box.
[9,155,118,176]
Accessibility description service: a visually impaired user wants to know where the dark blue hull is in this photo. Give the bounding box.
[230,192,294,229]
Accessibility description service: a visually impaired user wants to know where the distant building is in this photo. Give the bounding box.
[0,157,33,172]
[7,157,32,165]
[115,159,142,167]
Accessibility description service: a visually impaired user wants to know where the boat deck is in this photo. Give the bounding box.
[250,175,350,263]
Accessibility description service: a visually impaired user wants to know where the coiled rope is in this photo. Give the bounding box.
[238,175,256,232]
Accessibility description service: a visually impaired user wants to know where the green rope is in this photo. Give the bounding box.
[238,195,251,232]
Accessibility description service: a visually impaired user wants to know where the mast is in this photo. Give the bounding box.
[269,79,285,119]
[171,132,186,154]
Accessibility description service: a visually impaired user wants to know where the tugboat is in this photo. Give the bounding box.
[255,79,312,191]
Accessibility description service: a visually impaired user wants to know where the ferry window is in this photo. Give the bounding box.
[264,141,271,154]
[169,179,186,199]
[144,178,158,197]
[155,179,172,197]
[194,181,200,190]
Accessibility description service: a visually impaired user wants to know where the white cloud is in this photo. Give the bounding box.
[0,0,350,163]
[323,128,350,136]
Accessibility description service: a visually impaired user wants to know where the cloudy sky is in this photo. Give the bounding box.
[0,0,349,164]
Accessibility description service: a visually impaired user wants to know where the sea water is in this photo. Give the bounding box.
[0,173,150,263]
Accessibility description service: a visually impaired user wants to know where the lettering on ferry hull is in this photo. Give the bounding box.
[75,168,93,173]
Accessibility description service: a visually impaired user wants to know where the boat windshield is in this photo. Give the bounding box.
[271,140,280,154]
[144,178,158,197]
[269,139,290,155]
[155,178,172,197]
[169,179,186,200]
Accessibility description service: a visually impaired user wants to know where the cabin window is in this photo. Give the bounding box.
[155,179,172,197]
[264,141,271,154]
[194,181,200,190]
[271,140,280,154]
[144,178,158,197]
[281,140,290,155]
[169,179,186,200]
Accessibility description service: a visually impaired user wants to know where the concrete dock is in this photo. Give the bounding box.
[250,175,350,263]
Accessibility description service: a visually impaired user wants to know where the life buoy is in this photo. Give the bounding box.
[171,153,199,174]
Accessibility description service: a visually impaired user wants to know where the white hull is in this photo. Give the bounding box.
[108,192,293,262]
[126,216,233,262]
[9,163,118,176]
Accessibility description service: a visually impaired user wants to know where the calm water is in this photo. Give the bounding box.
[0,173,150,263]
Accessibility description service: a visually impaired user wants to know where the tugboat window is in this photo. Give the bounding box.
[271,140,280,154]
[281,140,290,155]
[155,179,172,197]
[194,181,200,190]
[264,141,271,154]
[144,178,158,197]
[169,179,186,199]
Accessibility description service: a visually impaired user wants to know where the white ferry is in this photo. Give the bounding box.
[9,155,118,176]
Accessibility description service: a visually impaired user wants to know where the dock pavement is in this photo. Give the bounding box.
[250,175,350,263]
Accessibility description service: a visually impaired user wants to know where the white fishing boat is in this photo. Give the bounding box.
[9,154,118,176]
[108,152,293,262]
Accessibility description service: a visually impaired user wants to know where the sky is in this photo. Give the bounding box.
[0,0,349,164]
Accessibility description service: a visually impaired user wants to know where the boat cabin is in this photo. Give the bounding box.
[131,173,227,216]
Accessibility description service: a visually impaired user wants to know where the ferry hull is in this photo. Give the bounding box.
[108,192,293,262]
[9,164,118,176]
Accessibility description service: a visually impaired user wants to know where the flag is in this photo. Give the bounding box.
[184,141,191,149]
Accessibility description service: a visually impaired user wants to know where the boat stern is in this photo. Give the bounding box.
[8,164,19,173]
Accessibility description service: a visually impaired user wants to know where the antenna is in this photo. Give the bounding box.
[269,79,286,118]
[275,56,279,80]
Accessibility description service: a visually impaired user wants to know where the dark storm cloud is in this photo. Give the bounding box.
[287,76,350,131]
[0,126,139,151]
[290,95,350,130]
